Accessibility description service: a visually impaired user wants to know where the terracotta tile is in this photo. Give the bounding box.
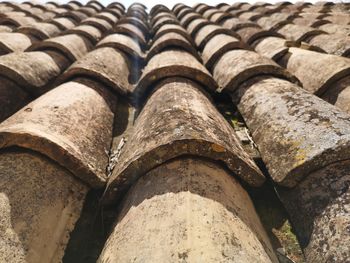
[222,17,258,30]
[118,16,148,36]
[81,17,112,32]
[202,33,245,69]
[279,47,350,95]
[235,75,350,187]
[137,49,217,99]
[17,22,61,40]
[276,23,326,42]
[58,47,133,96]
[213,49,296,92]
[308,33,350,57]
[0,51,63,94]
[253,36,290,60]
[104,78,264,204]
[187,17,212,37]
[97,33,144,62]
[209,11,233,23]
[114,23,147,49]
[0,32,33,54]
[236,26,279,45]
[153,23,194,45]
[66,24,103,43]
[28,34,93,62]
[58,10,88,23]
[180,12,201,27]
[0,80,115,188]
[50,16,77,30]
[95,11,119,24]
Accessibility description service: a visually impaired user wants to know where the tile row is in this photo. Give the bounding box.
[172,3,350,262]
[0,3,148,262]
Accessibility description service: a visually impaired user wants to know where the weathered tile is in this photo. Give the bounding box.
[104,78,265,204]
[58,47,133,96]
[213,49,296,92]
[28,34,93,62]
[100,158,275,262]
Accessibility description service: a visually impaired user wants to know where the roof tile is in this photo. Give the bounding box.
[28,34,93,62]
[58,47,133,96]
[0,80,115,188]
[104,78,264,204]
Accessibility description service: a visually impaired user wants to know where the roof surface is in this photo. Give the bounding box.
[0,1,349,262]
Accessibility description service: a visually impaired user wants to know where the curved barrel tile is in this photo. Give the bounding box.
[66,24,102,43]
[87,1,104,11]
[58,10,88,23]
[0,15,37,27]
[279,47,350,95]
[50,17,77,30]
[253,36,291,61]
[277,160,350,263]
[137,50,217,99]
[276,23,326,42]
[292,17,329,27]
[152,16,179,34]
[58,47,132,96]
[28,34,93,62]
[202,34,246,70]
[97,33,143,62]
[187,18,212,37]
[151,13,176,26]
[256,16,292,31]
[0,80,115,188]
[210,11,233,24]
[173,3,187,15]
[321,76,350,114]
[118,17,148,37]
[196,4,211,14]
[234,75,350,261]
[0,150,89,262]
[180,12,201,28]
[154,23,194,45]
[326,14,350,25]
[17,22,61,40]
[318,23,350,36]
[114,23,147,50]
[104,8,123,20]
[236,26,280,45]
[222,18,258,31]
[177,7,193,21]
[81,17,112,32]
[100,158,276,263]
[308,33,350,57]
[77,6,97,16]
[104,78,265,204]
[239,11,264,21]
[0,33,33,55]
[107,2,125,11]
[147,32,200,62]
[213,49,297,93]
[236,76,350,187]
[95,12,118,25]
[0,51,64,95]
[150,5,169,16]
[195,24,241,51]
[202,8,219,19]
[126,10,147,23]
